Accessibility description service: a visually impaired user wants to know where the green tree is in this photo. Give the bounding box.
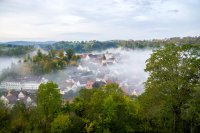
[37,82,62,117]
[0,100,11,133]
[181,85,200,132]
[71,83,140,133]
[57,49,64,58]
[66,48,74,61]
[49,49,56,58]
[141,44,200,132]
[10,102,27,133]
[37,82,62,132]
[51,114,72,133]
[37,49,43,58]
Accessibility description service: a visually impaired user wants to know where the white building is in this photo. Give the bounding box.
[77,65,90,72]
[0,81,21,90]
[18,92,25,99]
[104,52,114,60]
[131,90,138,96]
[0,76,48,90]
[26,97,32,103]
[0,95,9,104]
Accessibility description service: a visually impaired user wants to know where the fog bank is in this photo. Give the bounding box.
[0,57,19,74]
[44,48,152,94]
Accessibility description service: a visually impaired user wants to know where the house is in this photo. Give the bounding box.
[85,54,102,61]
[78,54,87,59]
[101,57,116,66]
[60,90,65,95]
[0,79,21,90]
[0,91,18,108]
[131,90,138,96]
[66,79,75,85]
[88,54,99,59]
[26,96,32,103]
[92,81,106,88]
[65,79,83,92]
[119,82,129,93]
[0,95,9,104]
[101,60,107,66]
[85,54,90,60]
[6,92,18,105]
[96,78,106,83]
[18,91,26,99]
[104,52,114,60]
[106,79,116,84]
[85,81,94,89]
[77,65,90,72]
[21,76,48,90]
[0,90,36,108]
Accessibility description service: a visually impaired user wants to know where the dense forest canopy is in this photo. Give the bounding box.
[0,44,199,133]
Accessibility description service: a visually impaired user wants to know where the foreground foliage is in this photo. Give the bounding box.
[139,44,200,132]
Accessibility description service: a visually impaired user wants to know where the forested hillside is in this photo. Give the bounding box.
[41,36,200,52]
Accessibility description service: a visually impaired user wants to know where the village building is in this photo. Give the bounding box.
[0,90,36,108]
[18,91,25,99]
[85,81,94,89]
[0,95,9,105]
[131,90,138,96]
[26,96,32,103]
[92,81,106,88]
[78,54,87,59]
[77,65,91,72]
[0,76,48,90]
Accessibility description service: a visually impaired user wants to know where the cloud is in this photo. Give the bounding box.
[167,9,179,13]
[132,15,151,22]
[0,0,199,41]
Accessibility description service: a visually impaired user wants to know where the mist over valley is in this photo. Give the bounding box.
[0,57,20,74]
[0,46,152,96]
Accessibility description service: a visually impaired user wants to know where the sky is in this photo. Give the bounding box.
[0,0,199,41]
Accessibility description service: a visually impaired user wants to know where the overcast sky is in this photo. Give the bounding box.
[0,0,199,41]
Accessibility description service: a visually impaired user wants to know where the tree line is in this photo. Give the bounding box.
[0,45,34,56]
[40,36,200,52]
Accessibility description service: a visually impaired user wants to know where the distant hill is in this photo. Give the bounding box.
[40,36,200,53]
[1,36,199,53]
[0,41,56,46]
